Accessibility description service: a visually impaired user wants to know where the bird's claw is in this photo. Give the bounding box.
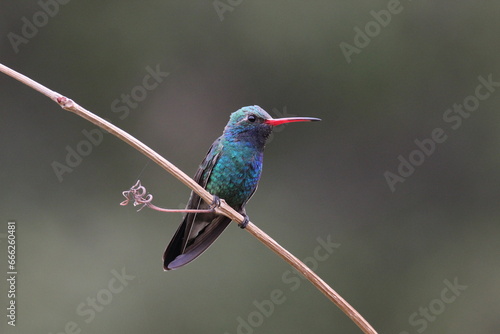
[238,215,249,229]
[210,195,221,210]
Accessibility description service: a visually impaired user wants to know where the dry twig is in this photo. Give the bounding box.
[0,62,377,334]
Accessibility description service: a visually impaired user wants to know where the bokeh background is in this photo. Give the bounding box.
[1,1,500,333]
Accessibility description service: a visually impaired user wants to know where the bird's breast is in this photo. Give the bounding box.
[206,145,263,209]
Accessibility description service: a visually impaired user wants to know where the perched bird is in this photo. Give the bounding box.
[163,106,320,270]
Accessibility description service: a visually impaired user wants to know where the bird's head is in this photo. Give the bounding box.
[223,106,320,147]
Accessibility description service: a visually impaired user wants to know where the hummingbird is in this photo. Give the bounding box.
[163,106,320,270]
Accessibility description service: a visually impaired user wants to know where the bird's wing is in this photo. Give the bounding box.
[182,137,223,246]
[163,137,231,270]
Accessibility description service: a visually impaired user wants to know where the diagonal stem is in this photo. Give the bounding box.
[0,62,377,334]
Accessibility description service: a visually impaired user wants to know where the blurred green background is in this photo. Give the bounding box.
[1,1,500,333]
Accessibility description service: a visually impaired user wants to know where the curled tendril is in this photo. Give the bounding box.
[120,180,153,211]
[120,180,218,214]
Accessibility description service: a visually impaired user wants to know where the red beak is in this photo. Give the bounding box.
[264,117,321,126]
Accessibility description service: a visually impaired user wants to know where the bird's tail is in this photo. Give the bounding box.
[163,214,232,270]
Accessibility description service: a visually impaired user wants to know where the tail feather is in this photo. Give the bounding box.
[163,215,231,270]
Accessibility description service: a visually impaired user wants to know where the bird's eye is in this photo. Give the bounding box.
[248,115,256,122]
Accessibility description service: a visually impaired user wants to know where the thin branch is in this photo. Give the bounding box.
[0,62,378,334]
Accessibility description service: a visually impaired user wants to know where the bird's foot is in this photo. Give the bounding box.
[238,215,249,229]
[209,195,221,211]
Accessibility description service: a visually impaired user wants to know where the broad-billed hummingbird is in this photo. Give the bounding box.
[163,106,320,270]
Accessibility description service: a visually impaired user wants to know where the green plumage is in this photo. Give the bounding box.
[163,106,320,270]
